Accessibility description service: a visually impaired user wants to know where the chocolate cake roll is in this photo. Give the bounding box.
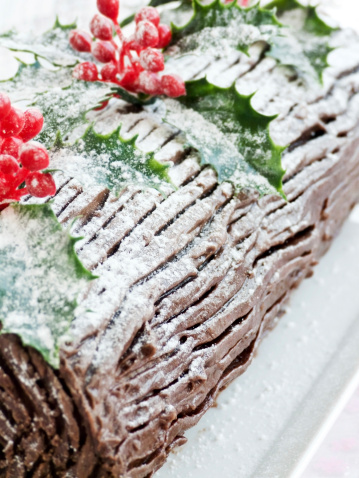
[1,23,359,478]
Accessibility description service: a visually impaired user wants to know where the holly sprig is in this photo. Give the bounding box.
[0,0,336,202]
[0,203,95,368]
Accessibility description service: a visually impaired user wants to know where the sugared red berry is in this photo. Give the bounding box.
[97,0,119,22]
[0,172,13,197]
[119,65,141,90]
[140,48,164,73]
[26,172,56,198]
[18,108,44,142]
[157,24,172,49]
[1,107,25,137]
[0,154,20,175]
[135,7,160,27]
[123,36,142,53]
[73,62,99,82]
[68,3,185,101]
[138,71,161,95]
[161,75,186,97]
[0,136,23,159]
[101,62,118,81]
[0,92,11,119]
[20,142,50,171]
[69,30,92,53]
[92,41,117,63]
[90,14,113,41]
[135,21,159,48]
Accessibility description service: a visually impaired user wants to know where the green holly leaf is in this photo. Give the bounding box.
[50,125,173,195]
[165,77,285,196]
[0,203,95,368]
[266,0,336,83]
[0,59,73,104]
[168,0,281,59]
[35,79,112,148]
[0,18,89,67]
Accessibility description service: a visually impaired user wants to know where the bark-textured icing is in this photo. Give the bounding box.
[1,29,359,478]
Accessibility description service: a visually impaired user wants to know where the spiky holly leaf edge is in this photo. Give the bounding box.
[169,0,282,57]
[266,0,337,83]
[169,77,286,197]
[0,203,96,368]
[55,124,174,196]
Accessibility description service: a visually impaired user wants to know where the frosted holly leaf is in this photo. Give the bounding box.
[0,203,94,368]
[50,125,173,195]
[0,18,90,67]
[0,59,73,104]
[35,79,112,148]
[165,78,285,196]
[168,0,281,59]
[0,58,112,148]
[266,0,336,83]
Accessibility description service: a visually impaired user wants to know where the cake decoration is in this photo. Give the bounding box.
[0,0,337,367]
[0,93,56,210]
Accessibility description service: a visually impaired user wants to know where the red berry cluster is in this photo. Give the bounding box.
[0,92,56,211]
[70,0,186,98]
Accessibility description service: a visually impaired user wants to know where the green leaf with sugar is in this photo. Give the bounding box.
[266,0,336,83]
[0,58,73,105]
[0,52,153,150]
[34,79,112,148]
[50,125,173,195]
[0,203,95,368]
[168,0,281,59]
[0,18,90,67]
[165,77,285,196]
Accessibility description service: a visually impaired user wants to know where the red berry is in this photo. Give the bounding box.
[0,154,20,175]
[1,107,25,137]
[18,108,44,142]
[123,36,142,53]
[161,75,186,97]
[0,92,11,119]
[0,171,13,197]
[26,172,56,198]
[157,24,172,49]
[137,71,161,95]
[90,14,113,41]
[139,48,165,73]
[101,62,118,81]
[135,21,159,48]
[69,30,92,53]
[92,41,117,63]
[97,0,119,22]
[119,65,141,90]
[73,62,99,82]
[135,7,160,27]
[0,136,23,159]
[20,142,49,171]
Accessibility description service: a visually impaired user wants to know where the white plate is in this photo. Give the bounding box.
[1,2,359,477]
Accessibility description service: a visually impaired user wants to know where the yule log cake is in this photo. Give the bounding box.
[1,0,359,476]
